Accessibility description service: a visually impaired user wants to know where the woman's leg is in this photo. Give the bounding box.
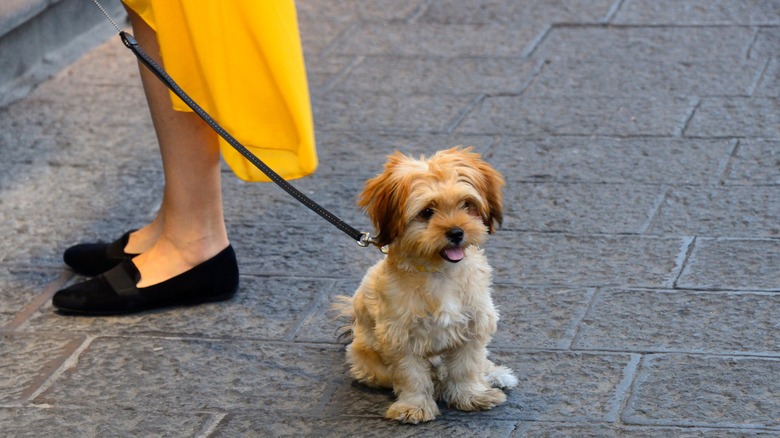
[124,7,229,287]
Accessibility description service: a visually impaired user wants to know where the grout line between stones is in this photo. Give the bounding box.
[747,57,771,96]
[2,270,73,332]
[197,413,228,438]
[671,236,696,289]
[716,139,741,185]
[679,97,701,137]
[604,0,627,24]
[562,287,598,350]
[637,185,670,235]
[605,353,642,423]
[23,335,94,404]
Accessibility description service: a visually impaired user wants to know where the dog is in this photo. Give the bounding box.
[334,146,517,424]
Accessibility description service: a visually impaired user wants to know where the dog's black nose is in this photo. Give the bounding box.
[446,227,464,244]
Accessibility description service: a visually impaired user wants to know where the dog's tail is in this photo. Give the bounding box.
[330,295,355,344]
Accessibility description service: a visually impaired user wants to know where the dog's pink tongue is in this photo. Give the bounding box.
[444,247,464,262]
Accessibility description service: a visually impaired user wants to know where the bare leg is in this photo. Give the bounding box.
[123,7,229,287]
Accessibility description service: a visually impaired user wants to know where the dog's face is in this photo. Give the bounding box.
[359,147,504,264]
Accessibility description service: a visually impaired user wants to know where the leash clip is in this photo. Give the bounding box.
[357,232,375,248]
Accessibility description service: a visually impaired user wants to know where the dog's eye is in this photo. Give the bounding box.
[419,208,435,220]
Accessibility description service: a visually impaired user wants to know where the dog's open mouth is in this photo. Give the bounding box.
[440,246,464,263]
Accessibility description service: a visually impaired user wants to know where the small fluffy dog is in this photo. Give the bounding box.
[335,147,517,424]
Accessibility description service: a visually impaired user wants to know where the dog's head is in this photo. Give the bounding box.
[359,147,504,263]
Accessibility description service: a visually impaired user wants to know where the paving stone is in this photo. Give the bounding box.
[723,139,780,185]
[332,23,540,57]
[613,0,780,25]
[419,0,614,25]
[305,55,355,91]
[228,222,381,279]
[23,276,334,341]
[536,26,756,63]
[0,407,210,437]
[624,354,780,428]
[505,183,665,234]
[297,15,354,58]
[35,337,343,414]
[326,350,637,421]
[311,131,497,178]
[528,56,764,98]
[0,334,82,404]
[333,56,540,95]
[490,286,593,350]
[487,233,687,288]
[458,95,695,136]
[296,0,424,23]
[214,415,516,437]
[515,422,773,437]
[751,28,780,59]
[686,98,780,139]
[676,238,780,291]
[312,91,473,133]
[490,137,734,185]
[755,58,780,97]
[647,186,780,238]
[574,289,780,355]
[0,269,59,327]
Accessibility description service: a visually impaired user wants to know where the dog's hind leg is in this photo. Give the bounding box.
[484,359,518,389]
[346,337,393,389]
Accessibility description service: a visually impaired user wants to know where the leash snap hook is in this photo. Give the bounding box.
[357,232,375,248]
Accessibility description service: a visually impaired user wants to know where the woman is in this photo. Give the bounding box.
[53,0,317,315]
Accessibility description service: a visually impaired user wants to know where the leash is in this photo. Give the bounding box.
[90,1,377,250]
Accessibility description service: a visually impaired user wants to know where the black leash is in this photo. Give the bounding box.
[90,1,377,249]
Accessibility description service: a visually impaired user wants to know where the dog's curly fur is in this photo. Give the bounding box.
[334,147,517,424]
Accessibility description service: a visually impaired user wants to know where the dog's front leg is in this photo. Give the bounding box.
[385,355,439,424]
[440,344,507,411]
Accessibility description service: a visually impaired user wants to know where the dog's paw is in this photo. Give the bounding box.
[485,365,518,389]
[386,399,439,424]
[449,387,506,412]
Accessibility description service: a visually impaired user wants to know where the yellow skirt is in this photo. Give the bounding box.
[122,0,317,182]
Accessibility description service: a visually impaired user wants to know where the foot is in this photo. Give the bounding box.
[385,397,439,424]
[132,233,229,288]
[443,382,507,411]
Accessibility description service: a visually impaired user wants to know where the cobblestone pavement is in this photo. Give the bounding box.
[2,1,780,436]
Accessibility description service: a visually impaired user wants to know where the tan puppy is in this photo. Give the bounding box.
[335,147,517,424]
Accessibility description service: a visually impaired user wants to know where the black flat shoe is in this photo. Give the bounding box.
[53,245,239,315]
[63,230,139,277]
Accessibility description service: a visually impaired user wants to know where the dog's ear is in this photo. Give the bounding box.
[447,147,505,233]
[358,152,409,247]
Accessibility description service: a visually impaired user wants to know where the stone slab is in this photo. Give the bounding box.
[505,183,665,234]
[613,0,780,25]
[624,354,780,429]
[310,131,497,178]
[0,407,211,437]
[0,333,82,404]
[647,186,780,238]
[297,15,353,58]
[326,350,637,422]
[457,95,695,136]
[0,269,59,327]
[487,233,687,288]
[495,137,733,184]
[686,98,780,139]
[676,238,780,291]
[534,26,756,64]
[724,140,780,185]
[332,23,540,57]
[214,415,516,438]
[490,137,734,185]
[528,56,764,98]
[333,56,540,95]
[516,422,773,437]
[574,289,780,355]
[227,222,381,279]
[490,286,593,350]
[312,91,474,133]
[755,58,780,97]
[35,337,343,414]
[296,0,424,23]
[418,0,614,25]
[751,29,780,59]
[23,276,334,341]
